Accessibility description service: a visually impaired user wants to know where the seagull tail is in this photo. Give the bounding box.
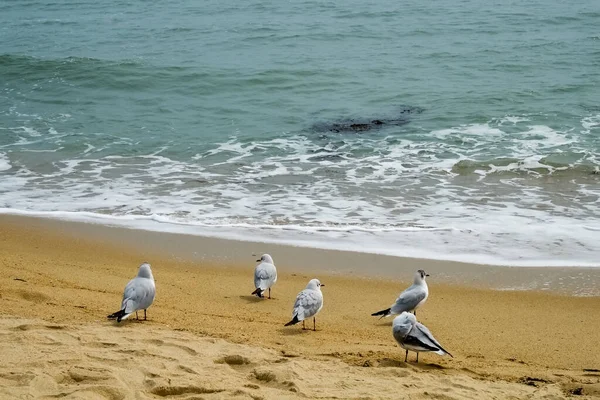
[371,307,391,319]
[438,345,453,358]
[251,288,264,298]
[284,315,300,326]
[107,309,129,323]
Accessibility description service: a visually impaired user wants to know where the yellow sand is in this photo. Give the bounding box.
[1,216,599,399]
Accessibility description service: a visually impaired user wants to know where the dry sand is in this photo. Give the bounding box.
[1,215,599,399]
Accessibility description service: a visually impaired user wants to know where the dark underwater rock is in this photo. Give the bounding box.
[311,106,424,133]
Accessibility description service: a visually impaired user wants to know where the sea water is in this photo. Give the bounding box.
[1,0,599,266]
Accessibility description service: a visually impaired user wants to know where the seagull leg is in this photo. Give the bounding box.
[144,309,147,320]
[416,352,419,363]
[404,350,408,362]
[313,317,316,331]
[302,320,306,330]
[135,311,139,320]
[268,288,271,299]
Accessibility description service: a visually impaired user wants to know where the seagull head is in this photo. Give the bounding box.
[306,278,324,290]
[137,262,154,280]
[256,254,274,264]
[414,269,429,283]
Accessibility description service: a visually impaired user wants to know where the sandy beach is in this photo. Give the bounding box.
[1,215,599,399]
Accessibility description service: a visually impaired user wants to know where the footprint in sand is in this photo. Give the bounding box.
[16,290,51,303]
[145,339,198,356]
[250,367,301,394]
[215,354,252,367]
[58,386,126,400]
[177,365,198,374]
[149,385,225,397]
[12,323,66,331]
[0,372,36,386]
[65,366,113,384]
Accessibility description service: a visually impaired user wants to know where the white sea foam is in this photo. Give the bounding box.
[21,126,42,137]
[0,115,598,268]
[431,123,504,140]
[498,115,531,125]
[0,153,11,171]
[0,207,598,268]
[581,114,600,132]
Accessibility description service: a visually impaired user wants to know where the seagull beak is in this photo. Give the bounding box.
[426,274,430,277]
[320,284,325,287]
[256,259,261,262]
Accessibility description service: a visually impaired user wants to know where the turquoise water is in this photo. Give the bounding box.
[1,0,599,265]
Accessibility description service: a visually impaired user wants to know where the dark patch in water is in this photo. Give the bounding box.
[311,106,424,134]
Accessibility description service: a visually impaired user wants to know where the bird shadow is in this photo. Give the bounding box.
[239,295,264,303]
[108,318,151,326]
[279,327,315,336]
[376,358,446,370]
[410,362,447,371]
[375,320,393,327]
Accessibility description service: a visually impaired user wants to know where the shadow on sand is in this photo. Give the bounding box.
[238,295,265,303]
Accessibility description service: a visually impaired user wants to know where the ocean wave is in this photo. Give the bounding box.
[0,53,340,96]
[582,114,600,132]
[0,108,599,268]
[451,157,600,176]
[0,54,218,94]
[0,54,144,79]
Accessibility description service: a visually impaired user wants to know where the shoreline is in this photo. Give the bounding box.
[1,213,599,296]
[1,213,599,398]
[1,208,598,269]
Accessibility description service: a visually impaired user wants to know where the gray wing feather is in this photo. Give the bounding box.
[122,277,155,313]
[392,323,412,344]
[414,323,452,356]
[292,289,322,320]
[254,262,277,290]
[391,286,426,314]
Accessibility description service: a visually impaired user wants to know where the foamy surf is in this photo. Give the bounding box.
[0,153,11,171]
[0,113,599,268]
[2,0,600,296]
[0,208,598,268]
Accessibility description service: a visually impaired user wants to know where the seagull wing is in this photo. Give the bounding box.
[391,286,427,314]
[122,277,155,314]
[254,262,277,290]
[292,289,322,321]
[412,323,453,357]
[392,320,413,345]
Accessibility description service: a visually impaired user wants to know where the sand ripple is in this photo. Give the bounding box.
[0,318,591,400]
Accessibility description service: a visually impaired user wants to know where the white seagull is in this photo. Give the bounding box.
[392,312,453,362]
[107,262,156,323]
[372,269,429,318]
[251,254,277,299]
[284,278,324,331]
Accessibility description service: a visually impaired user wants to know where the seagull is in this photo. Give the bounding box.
[371,269,429,318]
[392,312,453,362]
[284,278,324,331]
[107,262,156,323]
[251,254,277,299]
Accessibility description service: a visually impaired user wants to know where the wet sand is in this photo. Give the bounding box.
[1,215,599,399]
[3,214,600,296]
